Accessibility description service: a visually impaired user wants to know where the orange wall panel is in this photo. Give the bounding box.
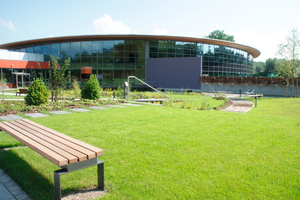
[81,67,92,74]
[0,59,50,69]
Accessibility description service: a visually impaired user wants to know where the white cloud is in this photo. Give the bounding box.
[230,29,288,61]
[150,29,169,35]
[93,14,131,34]
[0,19,16,31]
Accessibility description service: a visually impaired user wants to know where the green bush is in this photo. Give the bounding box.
[81,74,101,100]
[25,78,50,105]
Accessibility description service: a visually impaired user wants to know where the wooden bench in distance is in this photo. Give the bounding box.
[0,119,104,200]
[135,99,166,104]
[16,88,28,96]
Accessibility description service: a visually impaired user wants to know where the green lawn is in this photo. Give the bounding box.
[0,98,299,199]
[0,94,25,99]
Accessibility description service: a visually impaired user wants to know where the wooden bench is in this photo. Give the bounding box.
[16,88,28,96]
[0,119,104,200]
[135,99,166,104]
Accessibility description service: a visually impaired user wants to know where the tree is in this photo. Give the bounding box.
[47,55,71,101]
[274,59,294,97]
[275,29,300,97]
[265,58,277,76]
[253,61,266,76]
[204,30,235,42]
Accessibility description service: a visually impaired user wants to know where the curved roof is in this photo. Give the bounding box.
[0,35,260,58]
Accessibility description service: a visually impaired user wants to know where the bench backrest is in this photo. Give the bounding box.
[19,89,28,93]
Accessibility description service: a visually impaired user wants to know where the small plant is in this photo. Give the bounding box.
[214,92,227,100]
[72,77,81,99]
[115,85,124,99]
[201,99,210,110]
[163,100,172,107]
[117,99,127,103]
[185,102,192,109]
[81,74,101,100]
[25,78,50,105]
[181,102,186,108]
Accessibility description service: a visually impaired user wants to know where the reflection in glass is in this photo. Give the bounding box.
[81,41,91,52]
[61,43,70,52]
[92,41,102,52]
[125,40,135,51]
[51,44,60,52]
[136,40,145,52]
[26,47,33,53]
[149,40,158,47]
[103,41,114,51]
[71,42,80,51]
[33,46,41,53]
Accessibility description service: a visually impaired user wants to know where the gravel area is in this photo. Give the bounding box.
[222,98,254,113]
[62,187,105,200]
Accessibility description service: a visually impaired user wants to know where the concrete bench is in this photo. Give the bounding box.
[16,88,28,96]
[135,99,166,104]
[0,119,104,200]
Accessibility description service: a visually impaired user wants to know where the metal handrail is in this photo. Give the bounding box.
[127,76,173,105]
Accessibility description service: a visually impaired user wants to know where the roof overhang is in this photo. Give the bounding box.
[0,34,260,58]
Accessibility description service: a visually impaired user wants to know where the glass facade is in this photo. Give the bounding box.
[12,38,254,87]
[13,40,146,87]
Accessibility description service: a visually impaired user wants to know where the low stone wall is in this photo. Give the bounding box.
[201,83,299,97]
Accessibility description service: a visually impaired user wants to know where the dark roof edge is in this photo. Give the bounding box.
[0,34,260,58]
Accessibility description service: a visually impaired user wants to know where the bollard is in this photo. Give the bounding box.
[124,82,128,100]
[239,90,241,97]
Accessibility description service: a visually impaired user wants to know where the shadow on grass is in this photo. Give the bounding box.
[0,150,55,200]
[0,143,23,149]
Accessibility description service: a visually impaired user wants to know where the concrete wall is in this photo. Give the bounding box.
[146,57,202,90]
[201,83,300,97]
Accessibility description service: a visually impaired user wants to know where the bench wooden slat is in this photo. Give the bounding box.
[15,120,88,162]
[0,123,68,166]
[8,121,80,164]
[22,119,104,157]
[16,120,95,159]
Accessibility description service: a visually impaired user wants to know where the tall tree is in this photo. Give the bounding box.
[253,61,266,76]
[265,58,277,76]
[47,55,71,101]
[204,30,235,42]
[275,29,300,97]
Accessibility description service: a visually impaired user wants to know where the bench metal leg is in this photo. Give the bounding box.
[97,160,104,190]
[54,159,104,200]
[54,170,62,200]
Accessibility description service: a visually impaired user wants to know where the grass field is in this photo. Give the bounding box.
[0,97,299,199]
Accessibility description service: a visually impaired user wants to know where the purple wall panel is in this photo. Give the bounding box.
[146,57,201,89]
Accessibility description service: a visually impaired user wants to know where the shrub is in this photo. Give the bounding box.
[81,74,101,100]
[25,78,50,105]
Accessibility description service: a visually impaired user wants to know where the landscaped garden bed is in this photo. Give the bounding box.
[0,99,124,116]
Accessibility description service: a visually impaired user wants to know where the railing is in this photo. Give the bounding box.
[201,77,300,86]
[127,76,173,105]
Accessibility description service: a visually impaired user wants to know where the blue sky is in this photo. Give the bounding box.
[1,0,299,61]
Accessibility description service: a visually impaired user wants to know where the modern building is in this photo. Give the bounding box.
[0,35,260,90]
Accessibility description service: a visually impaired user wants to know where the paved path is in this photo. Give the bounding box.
[0,169,30,200]
[0,103,141,199]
